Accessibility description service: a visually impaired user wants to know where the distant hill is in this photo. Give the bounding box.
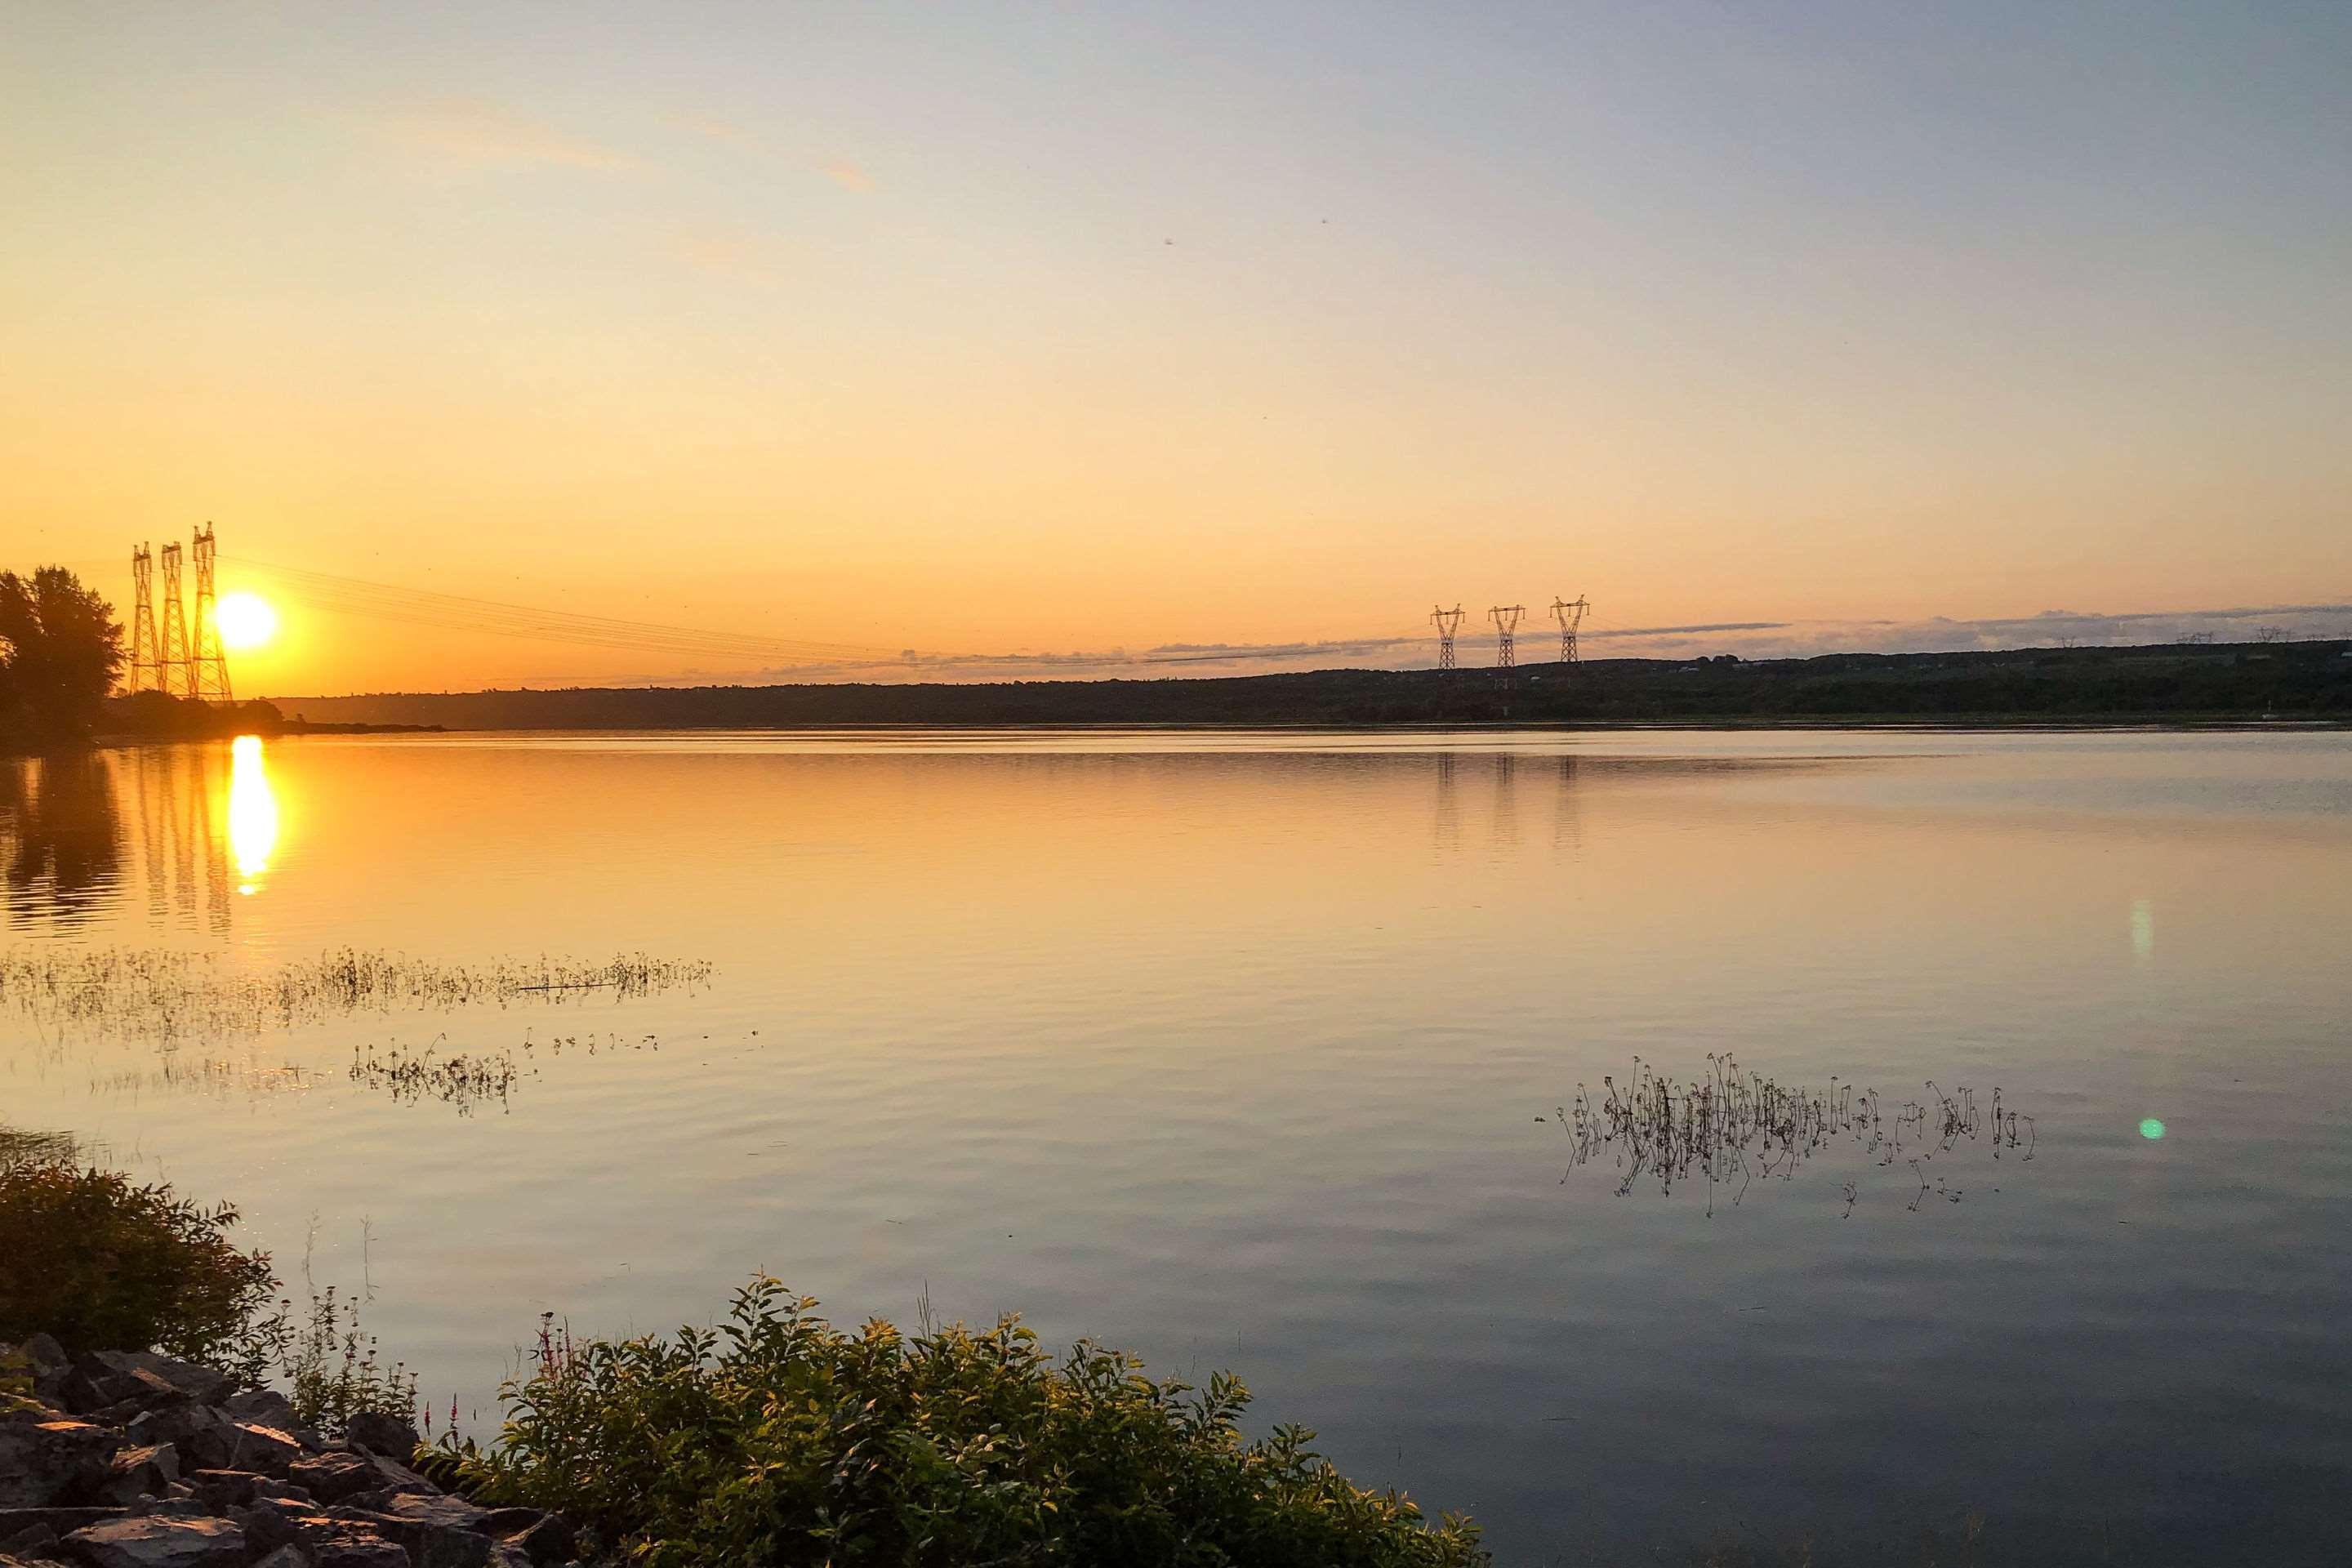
[267,639,2352,731]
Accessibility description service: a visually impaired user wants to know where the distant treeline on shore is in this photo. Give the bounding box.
[265,639,2352,730]
[87,691,442,743]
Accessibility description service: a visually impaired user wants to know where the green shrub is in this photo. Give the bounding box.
[0,1159,282,1381]
[444,1275,1486,1567]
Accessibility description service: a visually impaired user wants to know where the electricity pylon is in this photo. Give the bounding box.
[190,523,232,701]
[129,545,162,693]
[159,542,191,697]
[1490,604,1524,668]
[1550,595,1588,663]
[1431,604,1465,669]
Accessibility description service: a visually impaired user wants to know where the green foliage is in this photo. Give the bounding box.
[0,1158,282,1382]
[281,1282,420,1435]
[0,567,123,743]
[445,1275,1487,1568]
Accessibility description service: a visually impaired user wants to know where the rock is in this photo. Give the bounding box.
[301,1532,407,1568]
[332,1508,487,1568]
[180,1473,259,1512]
[121,1410,229,1474]
[248,1481,313,1506]
[0,1512,126,1541]
[216,1425,304,1478]
[247,1550,310,1568]
[226,1499,316,1555]
[58,1514,244,1568]
[215,1395,319,1450]
[54,1370,135,1422]
[119,1501,204,1521]
[0,1526,58,1559]
[371,1494,489,1534]
[95,1448,176,1507]
[0,1419,123,1508]
[233,1509,403,1568]
[82,1360,226,1412]
[283,1454,430,1507]
[490,1512,572,1567]
[339,1414,418,1461]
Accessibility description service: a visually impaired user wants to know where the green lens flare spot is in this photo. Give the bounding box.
[2140,1118,2167,1140]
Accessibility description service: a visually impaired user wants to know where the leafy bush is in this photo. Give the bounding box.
[444,1275,1486,1567]
[0,1158,282,1382]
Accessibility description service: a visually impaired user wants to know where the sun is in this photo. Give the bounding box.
[213,591,278,651]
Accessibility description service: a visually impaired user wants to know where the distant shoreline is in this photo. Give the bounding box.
[254,637,2350,732]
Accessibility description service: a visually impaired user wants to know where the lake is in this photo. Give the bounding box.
[5,728,2350,1564]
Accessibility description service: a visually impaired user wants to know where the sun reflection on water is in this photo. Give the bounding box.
[227,735,278,892]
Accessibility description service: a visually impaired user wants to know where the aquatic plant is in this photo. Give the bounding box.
[1556,1054,2032,1214]
[439,1274,1488,1567]
[281,1281,420,1437]
[0,946,711,1043]
[349,1035,523,1116]
[0,1122,80,1169]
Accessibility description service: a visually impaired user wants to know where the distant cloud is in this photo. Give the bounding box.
[674,231,785,285]
[378,99,641,171]
[818,161,874,191]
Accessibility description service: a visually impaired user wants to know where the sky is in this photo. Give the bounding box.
[5,1,2349,693]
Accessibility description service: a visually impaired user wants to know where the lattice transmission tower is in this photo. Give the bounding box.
[1431,604,1465,669]
[158,542,191,697]
[190,523,233,701]
[1550,595,1588,663]
[1490,604,1524,668]
[128,544,162,693]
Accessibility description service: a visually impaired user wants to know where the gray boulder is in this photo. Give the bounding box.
[217,1425,305,1478]
[340,1414,418,1461]
[283,1454,430,1507]
[333,1507,488,1568]
[216,1394,320,1451]
[0,1524,59,1560]
[59,1514,244,1568]
[95,1447,176,1507]
[233,1507,407,1568]
[0,1509,127,1539]
[83,1359,226,1412]
[180,1474,259,1512]
[0,1418,122,1508]
[303,1531,408,1568]
[371,1493,490,1533]
[121,1410,229,1474]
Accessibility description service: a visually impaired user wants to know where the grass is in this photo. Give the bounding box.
[1554,1054,2034,1214]
[0,946,711,1042]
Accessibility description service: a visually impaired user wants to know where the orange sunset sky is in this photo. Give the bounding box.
[6,2,2349,694]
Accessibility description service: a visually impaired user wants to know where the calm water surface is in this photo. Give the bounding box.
[5,729,2350,1564]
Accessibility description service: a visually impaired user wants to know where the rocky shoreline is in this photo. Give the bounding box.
[2,1339,577,1568]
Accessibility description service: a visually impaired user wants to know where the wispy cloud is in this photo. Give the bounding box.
[817,161,874,191]
[378,99,642,171]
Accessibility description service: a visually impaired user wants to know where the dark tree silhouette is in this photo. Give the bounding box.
[0,568,124,745]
